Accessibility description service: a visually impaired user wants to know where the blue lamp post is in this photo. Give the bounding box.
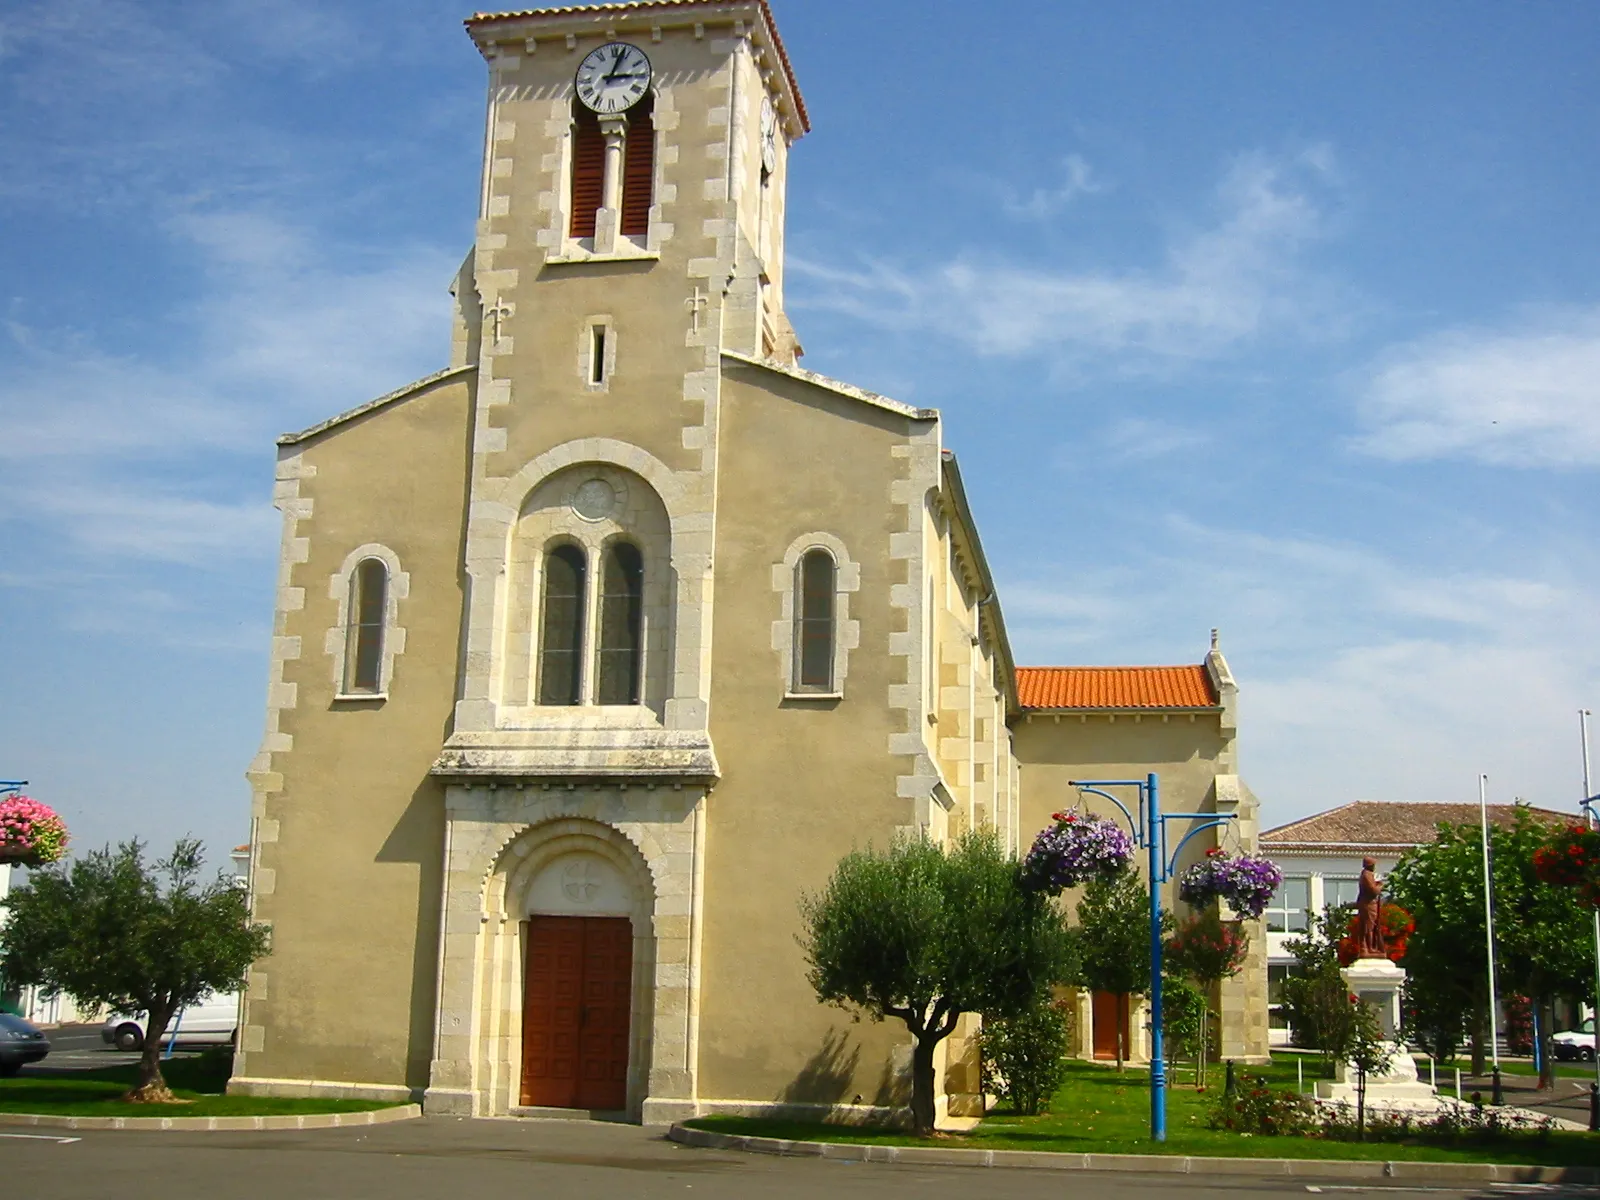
[1069,773,1237,1142]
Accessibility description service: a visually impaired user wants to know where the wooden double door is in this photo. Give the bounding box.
[521,915,633,1111]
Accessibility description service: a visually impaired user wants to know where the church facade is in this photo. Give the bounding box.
[232,0,1268,1125]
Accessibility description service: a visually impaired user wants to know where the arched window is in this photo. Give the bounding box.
[795,549,836,692]
[538,545,587,706]
[596,541,644,705]
[619,94,654,237]
[345,558,388,694]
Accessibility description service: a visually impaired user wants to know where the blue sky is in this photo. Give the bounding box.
[2,0,1598,866]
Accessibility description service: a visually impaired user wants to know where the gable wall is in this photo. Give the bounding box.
[236,374,474,1097]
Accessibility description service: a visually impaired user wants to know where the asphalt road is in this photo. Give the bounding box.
[18,1023,202,1074]
[0,1116,1562,1200]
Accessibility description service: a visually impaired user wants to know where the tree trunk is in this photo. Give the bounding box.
[1470,999,1487,1078]
[1115,994,1127,1072]
[125,1003,178,1103]
[1356,1061,1366,1141]
[910,1035,938,1136]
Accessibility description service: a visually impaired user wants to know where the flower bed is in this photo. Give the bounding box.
[0,796,68,867]
[1021,812,1133,894]
[1178,849,1283,920]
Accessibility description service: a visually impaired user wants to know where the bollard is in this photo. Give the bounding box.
[1590,1083,1599,1133]
[1492,1067,1504,1107]
[1455,1067,1462,1100]
[1224,1059,1237,1099]
[1429,1057,1436,1089]
[1297,1057,1303,1094]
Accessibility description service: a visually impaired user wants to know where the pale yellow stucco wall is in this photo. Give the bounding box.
[238,372,473,1096]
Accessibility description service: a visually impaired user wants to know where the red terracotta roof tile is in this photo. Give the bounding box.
[1262,800,1574,850]
[1015,665,1216,710]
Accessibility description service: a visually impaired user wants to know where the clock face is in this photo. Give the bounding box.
[575,42,652,114]
[760,96,779,173]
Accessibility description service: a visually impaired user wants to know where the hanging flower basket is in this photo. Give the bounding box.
[0,796,69,867]
[1533,825,1600,908]
[1177,848,1283,920]
[1021,811,1134,895]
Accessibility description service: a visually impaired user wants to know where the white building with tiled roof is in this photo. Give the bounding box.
[1258,799,1572,1044]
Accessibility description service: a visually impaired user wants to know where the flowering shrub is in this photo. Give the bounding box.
[0,796,69,867]
[1020,812,1133,894]
[1208,1073,1316,1135]
[1533,825,1600,908]
[1177,849,1283,920]
[1335,902,1413,966]
[1166,912,1250,984]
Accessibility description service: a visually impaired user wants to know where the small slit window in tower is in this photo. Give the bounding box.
[590,325,607,385]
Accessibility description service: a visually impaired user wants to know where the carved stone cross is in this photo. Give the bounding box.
[485,299,512,344]
[686,287,708,334]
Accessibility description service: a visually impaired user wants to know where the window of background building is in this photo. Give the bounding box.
[1325,877,1360,912]
[1265,876,1310,932]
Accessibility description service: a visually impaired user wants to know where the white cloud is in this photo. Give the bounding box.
[1354,306,1600,467]
[1002,520,1598,821]
[790,148,1343,373]
[0,207,457,569]
[1003,154,1103,220]
[1096,417,1211,462]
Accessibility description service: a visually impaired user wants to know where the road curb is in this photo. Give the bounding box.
[0,1103,422,1132]
[667,1122,1600,1184]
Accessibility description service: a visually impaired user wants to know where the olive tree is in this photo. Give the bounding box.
[800,827,1075,1135]
[0,840,269,1102]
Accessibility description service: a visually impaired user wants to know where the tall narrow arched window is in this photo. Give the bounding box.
[795,549,836,692]
[538,545,587,706]
[569,104,605,239]
[345,558,388,694]
[596,541,644,705]
[619,94,655,237]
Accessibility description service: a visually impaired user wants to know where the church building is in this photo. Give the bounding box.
[233,0,1269,1126]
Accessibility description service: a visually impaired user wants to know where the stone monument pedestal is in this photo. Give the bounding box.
[1314,957,1437,1103]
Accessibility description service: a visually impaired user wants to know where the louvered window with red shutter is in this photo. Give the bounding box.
[569,105,604,239]
[620,96,655,237]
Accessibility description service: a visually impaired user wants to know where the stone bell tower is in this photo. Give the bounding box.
[436,1,811,781]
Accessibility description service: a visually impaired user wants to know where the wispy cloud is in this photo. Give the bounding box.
[1096,417,1211,462]
[1354,306,1600,467]
[1003,154,1103,220]
[791,148,1345,374]
[1003,519,1596,816]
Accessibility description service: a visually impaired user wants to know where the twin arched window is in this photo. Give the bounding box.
[794,549,836,693]
[537,541,644,706]
[345,558,388,694]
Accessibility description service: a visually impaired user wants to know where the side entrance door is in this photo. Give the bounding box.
[1091,991,1130,1061]
[521,915,632,1110]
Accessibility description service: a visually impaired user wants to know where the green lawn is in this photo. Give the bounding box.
[0,1054,399,1118]
[686,1058,1600,1168]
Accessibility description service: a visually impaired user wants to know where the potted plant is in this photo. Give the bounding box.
[1021,811,1134,895]
[1177,847,1283,920]
[0,796,69,867]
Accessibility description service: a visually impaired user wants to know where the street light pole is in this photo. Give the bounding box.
[1479,773,1502,1096]
[1580,711,1600,1126]
[1147,772,1166,1142]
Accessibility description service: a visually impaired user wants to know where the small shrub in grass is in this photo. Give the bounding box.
[978,1000,1071,1115]
[1318,1098,1556,1145]
[1208,1072,1316,1135]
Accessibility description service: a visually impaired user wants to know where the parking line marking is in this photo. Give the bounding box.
[0,1134,81,1144]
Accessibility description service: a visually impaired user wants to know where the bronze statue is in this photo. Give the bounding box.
[1354,857,1387,958]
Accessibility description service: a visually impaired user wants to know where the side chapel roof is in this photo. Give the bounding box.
[1015,665,1218,711]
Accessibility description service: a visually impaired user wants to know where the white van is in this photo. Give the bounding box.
[100,991,240,1051]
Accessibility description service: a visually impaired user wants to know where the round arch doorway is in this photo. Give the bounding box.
[520,851,637,1111]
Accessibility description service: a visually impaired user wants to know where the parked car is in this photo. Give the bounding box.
[0,1012,50,1076]
[1552,1017,1595,1062]
[101,991,239,1052]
